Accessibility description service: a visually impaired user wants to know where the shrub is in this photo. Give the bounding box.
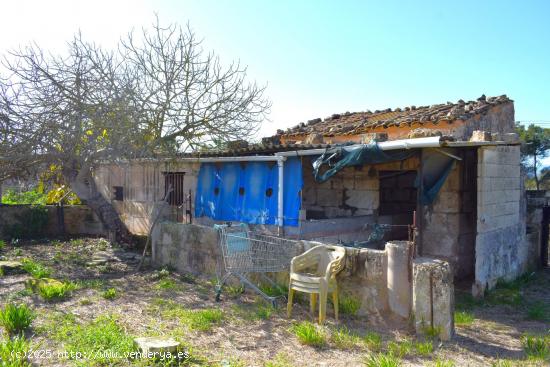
[0,239,5,251]
[4,205,49,239]
[21,259,51,279]
[102,288,117,300]
[364,352,400,367]
[291,321,326,347]
[521,333,550,361]
[0,303,35,335]
[0,335,31,367]
[1,188,47,205]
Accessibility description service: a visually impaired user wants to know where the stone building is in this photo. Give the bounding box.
[94,95,536,298]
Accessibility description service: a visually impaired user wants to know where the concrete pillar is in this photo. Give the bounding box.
[413,257,454,341]
[386,241,412,318]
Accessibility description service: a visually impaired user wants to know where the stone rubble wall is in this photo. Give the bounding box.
[0,205,106,238]
[474,145,526,296]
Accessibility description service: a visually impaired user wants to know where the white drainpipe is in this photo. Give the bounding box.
[277,157,285,233]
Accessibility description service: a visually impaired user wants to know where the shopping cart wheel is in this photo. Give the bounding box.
[215,286,223,302]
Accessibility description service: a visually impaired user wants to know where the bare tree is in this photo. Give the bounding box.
[121,17,270,153]
[0,19,270,243]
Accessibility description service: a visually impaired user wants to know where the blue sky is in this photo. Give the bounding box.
[1,0,549,139]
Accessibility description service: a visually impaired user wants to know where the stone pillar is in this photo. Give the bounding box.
[386,241,412,318]
[413,257,454,341]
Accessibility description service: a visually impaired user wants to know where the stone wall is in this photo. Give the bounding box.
[151,222,396,315]
[474,145,526,296]
[152,222,454,335]
[421,149,477,279]
[302,156,420,220]
[0,205,106,238]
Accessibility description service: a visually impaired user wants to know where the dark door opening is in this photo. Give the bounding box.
[542,206,549,267]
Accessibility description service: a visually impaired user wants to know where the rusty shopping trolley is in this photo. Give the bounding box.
[214,224,300,306]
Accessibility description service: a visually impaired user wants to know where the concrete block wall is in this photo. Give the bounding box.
[302,156,419,220]
[474,145,525,295]
[421,149,477,278]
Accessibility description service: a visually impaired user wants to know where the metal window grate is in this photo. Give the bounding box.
[163,172,185,206]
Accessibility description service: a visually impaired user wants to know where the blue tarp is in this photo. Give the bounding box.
[195,157,303,226]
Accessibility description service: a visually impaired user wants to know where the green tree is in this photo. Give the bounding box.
[516,123,550,190]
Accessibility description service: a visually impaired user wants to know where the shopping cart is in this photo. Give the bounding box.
[214,223,301,306]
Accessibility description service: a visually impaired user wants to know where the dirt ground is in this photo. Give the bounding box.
[0,238,548,366]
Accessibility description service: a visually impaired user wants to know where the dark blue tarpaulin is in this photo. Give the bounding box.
[195,157,303,226]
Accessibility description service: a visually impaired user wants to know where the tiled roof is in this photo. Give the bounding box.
[277,94,512,137]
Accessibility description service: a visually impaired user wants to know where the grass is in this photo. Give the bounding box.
[364,352,400,367]
[291,321,326,347]
[0,303,35,335]
[454,310,475,326]
[521,333,550,361]
[526,301,548,321]
[21,258,51,279]
[259,283,288,298]
[433,357,455,367]
[330,326,361,349]
[157,300,224,332]
[264,352,293,367]
[50,314,135,366]
[338,294,361,316]
[414,341,434,356]
[363,331,382,352]
[101,288,117,300]
[75,279,106,290]
[255,304,275,320]
[0,335,32,367]
[387,340,413,358]
[155,278,179,290]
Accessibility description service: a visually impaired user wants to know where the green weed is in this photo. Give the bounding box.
[526,301,548,321]
[264,352,293,367]
[364,352,400,367]
[338,294,361,316]
[51,314,135,366]
[155,278,179,290]
[102,288,117,300]
[414,341,434,356]
[291,321,326,347]
[387,340,413,358]
[21,258,51,279]
[363,331,382,352]
[521,333,550,361]
[433,357,455,367]
[158,301,224,332]
[259,283,288,298]
[0,303,35,335]
[33,279,77,301]
[0,335,31,367]
[0,239,5,251]
[255,304,274,320]
[454,311,475,326]
[330,326,361,349]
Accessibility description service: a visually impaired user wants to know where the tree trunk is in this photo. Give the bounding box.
[534,153,540,190]
[66,166,133,245]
